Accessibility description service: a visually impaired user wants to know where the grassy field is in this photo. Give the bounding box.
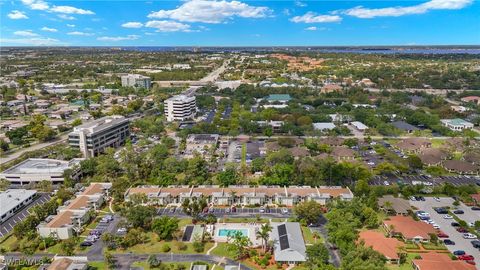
[388,253,420,270]
[88,261,107,270]
[301,226,322,244]
[113,232,214,254]
[132,261,220,270]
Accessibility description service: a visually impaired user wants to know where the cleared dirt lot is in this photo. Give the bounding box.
[410,197,480,268]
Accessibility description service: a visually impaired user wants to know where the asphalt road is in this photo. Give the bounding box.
[410,197,480,268]
[0,193,51,237]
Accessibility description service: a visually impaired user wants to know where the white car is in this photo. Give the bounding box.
[463,233,477,239]
[434,197,441,202]
[443,214,453,219]
[282,208,288,214]
[432,223,440,229]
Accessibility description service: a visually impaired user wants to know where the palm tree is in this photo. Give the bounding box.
[256,223,272,253]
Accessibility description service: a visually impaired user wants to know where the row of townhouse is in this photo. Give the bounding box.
[124,185,353,207]
[37,182,112,239]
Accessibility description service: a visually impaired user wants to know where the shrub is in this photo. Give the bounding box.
[193,241,204,253]
[161,244,171,252]
[176,241,188,251]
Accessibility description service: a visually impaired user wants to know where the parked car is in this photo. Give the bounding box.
[451,222,460,227]
[434,208,448,214]
[466,261,476,266]
[443,214,453,219]
[444,239,455,245]
[457,227,469,233]
[471,240,480,248]
[437,232,449,238]
[471,207,480,211]
[80,241,93,247]
[458,255,475,261]
[453,250,466,256]
[453,210,464,214]
[463,233,477,239]
[282,208,288,214]
[117,227,127,234]
[434,197,441,202]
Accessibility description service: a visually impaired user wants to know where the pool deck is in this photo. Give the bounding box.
[212,222,262,246]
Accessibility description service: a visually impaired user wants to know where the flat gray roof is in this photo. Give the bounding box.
[0,189,37,217]
[1,158,82,175]
[70,115,128,135]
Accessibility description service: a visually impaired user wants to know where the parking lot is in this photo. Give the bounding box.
[157,207,292,218]
[410,197,480,267]
[370,175,480,187]
[0,193,51,238]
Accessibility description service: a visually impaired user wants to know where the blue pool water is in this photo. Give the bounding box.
[217,228,248,237]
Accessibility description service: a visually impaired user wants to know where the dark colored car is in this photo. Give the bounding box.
[444,239,455,245]
[80,241,93,247]
[453,210,465,214]
[471,240,480,248]
[453,250,466,256]
[435,208,448,214]
[472,207,480,211]
[451,222,460,227]
[457,227,469,233]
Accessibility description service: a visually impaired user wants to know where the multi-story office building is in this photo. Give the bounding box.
[164,95,196,122]
[0,189,37,223]
[68,116,129,158]
[0,158,82,185]
[121,74,151,90]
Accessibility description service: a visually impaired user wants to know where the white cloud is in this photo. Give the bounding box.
[147,0,271,23]
[66,24,75,27]
[291,12,342,23]
[50,5,94,15]
[0,37,61,46]
[21,0,94,16]
[8,10,29,19]
[295,1,307,7]
[58,14,76,20]
[97,35,140,42]
[41,26,57,32]
[345,0,472,18]
[145,20,191,32]
[14,30,39,37]
[21,0,49,10]
[305,26,317,31]
[122,22,144,28]
[67,31,94,36]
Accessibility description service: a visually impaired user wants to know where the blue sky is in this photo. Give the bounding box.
[1,0,479,46]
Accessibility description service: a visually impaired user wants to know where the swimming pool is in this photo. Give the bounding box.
[217,228,248,237]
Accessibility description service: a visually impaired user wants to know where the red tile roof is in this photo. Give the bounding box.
[359,231,404,260]
[412,252,475,270]
[383,216,436,240]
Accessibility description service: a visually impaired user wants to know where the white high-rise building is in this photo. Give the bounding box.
[68,115,130,157]
[164,95,196,122]
[121,74,151,89]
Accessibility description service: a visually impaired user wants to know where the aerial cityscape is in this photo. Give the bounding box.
[1,1,480,270]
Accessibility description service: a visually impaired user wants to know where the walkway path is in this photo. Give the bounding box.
[206,242,218,255]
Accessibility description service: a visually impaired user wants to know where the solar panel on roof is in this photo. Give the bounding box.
[279,234,289,250]
[278,224,287,236]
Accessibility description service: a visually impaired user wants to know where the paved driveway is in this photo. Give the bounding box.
[410,197,480,268]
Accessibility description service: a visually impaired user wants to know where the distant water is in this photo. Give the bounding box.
[121,46,480,55]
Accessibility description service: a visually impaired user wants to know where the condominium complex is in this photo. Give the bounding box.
[0,158,82,185]
[68,115,130,158]
[37,183,111,239]
[120,74,151,89]
[125,185,353,206]
[0,189,37,223]
[164,95,196,122]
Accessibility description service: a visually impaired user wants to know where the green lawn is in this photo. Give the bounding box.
[388,253,419,270]
[132,261,220,270]
[112,232,214,254]
[301,226,322,244]
[88,261,108,270]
